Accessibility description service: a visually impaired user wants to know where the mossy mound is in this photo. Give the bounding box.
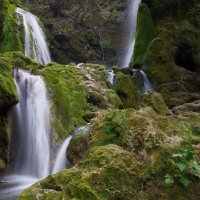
[41,63,122,141]
[141,91,170,115]
[19,144,140,200]
[133,3,155,66]
[114,72,139,109]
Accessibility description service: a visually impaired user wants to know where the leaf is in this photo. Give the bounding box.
[179,175,191,187]
[176,162,187,172]
[165,174,174,185]
[190,161,200,171]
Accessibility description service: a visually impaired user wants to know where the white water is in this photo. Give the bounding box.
[120,0,141,68]
[52,125,92,174]
[140,70,153,93]
[132,69,153,93]
[16,8,51,65]
[108,70,115,85]
[0,70,51,199]
[52,136,72,174]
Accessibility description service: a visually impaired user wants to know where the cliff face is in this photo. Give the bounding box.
[21,0,128,66]
[133,0,200,107]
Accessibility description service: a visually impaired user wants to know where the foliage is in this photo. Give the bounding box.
[165,143,200,187]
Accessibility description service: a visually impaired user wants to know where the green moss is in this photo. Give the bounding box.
[41,64,87,140]
[114,72,139,109]
[0,54,18,110]
[133,3,155,66]
[0,0,23,53]
[19,145,140,200]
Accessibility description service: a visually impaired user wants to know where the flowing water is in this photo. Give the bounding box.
[120,0,141,68]
[132,69,153,93]
[16,8,51,65]
[52,125,92,174]
[0,7,52,198]
[0,70,51,199]
[52,135,72,174]
[140,70,153,93]
[108,70,115,85]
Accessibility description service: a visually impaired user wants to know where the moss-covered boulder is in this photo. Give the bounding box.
[19,144,140,200]
[41,63,122,141]
[133,3,155,66]
[141,91,170,115]
[114,72,139,109]
[67,125,92,165]
[0,54,18,110]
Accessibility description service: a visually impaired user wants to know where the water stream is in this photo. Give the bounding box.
[0,70,51,199]
[16,8,51,65]
[120,0,141,68]
[0,7,52,199]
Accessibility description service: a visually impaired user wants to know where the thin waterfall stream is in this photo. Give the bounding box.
[120,0,141,68]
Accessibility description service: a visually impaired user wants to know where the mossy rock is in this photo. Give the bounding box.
[114,72,139,109]
[19,144,140,200]
[141,91,170,115]
[91,109,165,154]
[41,63,122,141]
[133,3,155,66]
[0,54,18,111]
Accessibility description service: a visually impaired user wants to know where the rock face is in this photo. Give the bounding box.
[26,0,128,65]
[133,1,200,108]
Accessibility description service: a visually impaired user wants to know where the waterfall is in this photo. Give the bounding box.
[16,8,51,65]
[140,70,153,93]
[120,0,141,68]
[0,70,51,199]
[108,70,115,85]
[52,125,92,174]
[132,69,153,93]
[52,136,72,174]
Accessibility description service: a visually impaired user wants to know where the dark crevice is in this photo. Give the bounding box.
[174,44,196,72]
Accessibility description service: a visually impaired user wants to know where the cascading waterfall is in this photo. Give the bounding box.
[120,0,141,68]
[12,70,50,178]
[0,70,51,199]
[16,8,51,65]
[0,8,52,199]
[52,136,72,174]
